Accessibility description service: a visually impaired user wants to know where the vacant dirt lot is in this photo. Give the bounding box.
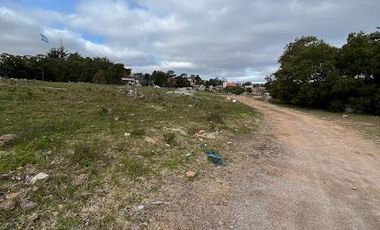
[230,96,380,230]
[151,96,380,229]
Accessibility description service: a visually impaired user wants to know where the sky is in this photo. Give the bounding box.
[1,0,380,82]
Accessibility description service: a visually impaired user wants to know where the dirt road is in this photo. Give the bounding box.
[230,96,380,230]
[149,96,380,229]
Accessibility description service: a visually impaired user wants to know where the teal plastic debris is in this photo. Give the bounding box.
[205,150,223,165]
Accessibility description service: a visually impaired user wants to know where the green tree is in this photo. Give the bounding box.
[151,70,169,87]
[93,70,107,84]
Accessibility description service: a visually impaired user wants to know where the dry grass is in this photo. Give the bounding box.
[0,78,259,229]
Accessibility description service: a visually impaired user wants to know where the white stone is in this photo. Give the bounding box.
[30,173,49,184]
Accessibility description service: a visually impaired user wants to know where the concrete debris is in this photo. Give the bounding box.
[185,170,197,178]
[30,172,49,184]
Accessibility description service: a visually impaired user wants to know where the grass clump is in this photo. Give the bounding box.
[71,142,105,167]
[122,158,152,179]
[163,132,176,145]
[130,128,146,138]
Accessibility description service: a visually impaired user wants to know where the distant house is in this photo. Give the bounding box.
[121,77,139,85]
[222,82,238,88]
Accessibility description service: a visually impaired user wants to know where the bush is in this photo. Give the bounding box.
[224,86,245,95]
[267,32,380,115]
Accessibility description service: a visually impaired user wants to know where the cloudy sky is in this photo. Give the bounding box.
[1,0,380,81]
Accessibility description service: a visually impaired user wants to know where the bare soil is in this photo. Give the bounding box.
[147,96,380,229]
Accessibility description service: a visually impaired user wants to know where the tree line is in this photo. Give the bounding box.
[0,46,226,88]
[132,70,204,88]
[266,31,380,115]
[0,46,129,85]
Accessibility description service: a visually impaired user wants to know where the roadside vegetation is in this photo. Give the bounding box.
[0,78,258,229]
[266,31,380,115]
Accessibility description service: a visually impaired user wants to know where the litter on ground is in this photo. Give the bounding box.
[204,150,223,165]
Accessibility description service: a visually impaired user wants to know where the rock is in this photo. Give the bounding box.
[21,201,38,209]
[342,114,349,118]
[0,199,17,210]
[144,137,158,144]
[198,130,206,134]
[136,205,144,211]
[151,201,165,205]
[185,170,197,178]
[30,172,49,184]
[0,134,17,146]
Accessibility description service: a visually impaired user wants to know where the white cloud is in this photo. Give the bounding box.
[1,0,380,81]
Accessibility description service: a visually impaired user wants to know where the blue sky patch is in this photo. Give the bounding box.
[81,32,105,44]
[18,0,75,12]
